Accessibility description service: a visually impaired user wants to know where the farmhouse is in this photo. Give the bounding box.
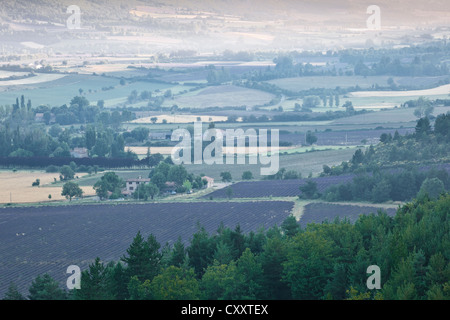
[122,176,151,197]
[70,147,89,158]
[202,176,214,188]
[164,181,177,193]
[34,112,55,123]
[149,131,172,140]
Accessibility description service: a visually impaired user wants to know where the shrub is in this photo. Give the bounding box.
[45,165,59,173]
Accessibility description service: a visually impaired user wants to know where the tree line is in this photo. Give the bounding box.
[318,167,449,203]
[0,156,143,169]
[321,112,450,177]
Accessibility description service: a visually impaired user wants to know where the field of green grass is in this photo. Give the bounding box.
[331,106,450,125]
[0,74,173,107]
[183,147,358,181]
[161,84,276,109]
[345,93,450,110]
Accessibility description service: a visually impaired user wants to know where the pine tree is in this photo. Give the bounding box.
[170,237,186,267]
[121,231,162,282]
[213,240,234,265]
[109,262,129,300]
[28,274,67,300]
[2,283,25,300]
[73,258,114,300]
[187,225,215,277]
[281,216,300,237]
[260,235,291,299]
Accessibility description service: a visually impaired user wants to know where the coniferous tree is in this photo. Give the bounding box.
[2,283,25,300]
[73,258,114,300]
[28,274,67,300]
[121,231,162,282]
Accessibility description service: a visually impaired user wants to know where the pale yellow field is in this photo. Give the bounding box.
[0,71,29,79]
[131,114,233,124]
[0,74,66,86]
[81,63,134,74]
[0,171,95,204]
[348,83,450,97]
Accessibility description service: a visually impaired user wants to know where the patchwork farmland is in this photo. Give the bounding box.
[0,1,449,301]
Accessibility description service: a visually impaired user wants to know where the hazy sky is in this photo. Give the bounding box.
[1,0,449,27]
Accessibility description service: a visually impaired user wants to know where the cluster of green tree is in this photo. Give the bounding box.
[10,95,32,115]
[0,64,53,73]
[83,125,137,159]
[221,50,255,61]
[238,105,364,124]
[61,181,84,202]
[266,168,303,180]
[206,66,232,85]
[46,163,101,176]
[274,107,361,122]
[127,89,152,104]
[33,96,134,126]
[0,156,143,170]
[339,42,450,63]
[0,124,63,158]
[0,95,35,124]
[5,193,448,300]
[322,113,450,177]
[0,72,35,82]
[55,163,101,201]
[402,97,450,118]
[301,94,340,108]
[93,172,126,200]
[353,55,449,77]
[92,157,209,201]
[321,167,449,203]
[0,97,137,160]
[235,79,294,96]
[241,56,339,82]
[122,127,150,144]
[147,160,208,195]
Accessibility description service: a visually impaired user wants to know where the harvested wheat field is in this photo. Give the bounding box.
[0,171,95,204]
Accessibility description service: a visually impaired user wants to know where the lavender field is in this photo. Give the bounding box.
[204,174,356,198]
[0,201,294,297]
[299,202,398,228]
[279,128,414,146]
